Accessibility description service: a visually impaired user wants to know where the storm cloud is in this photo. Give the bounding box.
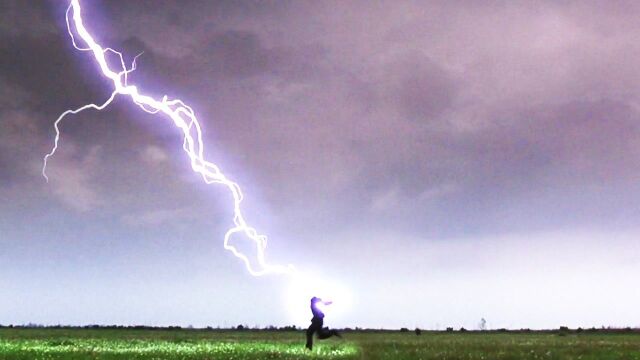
[1,0,640,329]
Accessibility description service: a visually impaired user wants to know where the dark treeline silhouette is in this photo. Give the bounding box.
[0,324,307,332]
[0,324,639,334]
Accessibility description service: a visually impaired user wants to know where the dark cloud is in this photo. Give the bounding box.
[0,1,57,37]
[199,31,277,79]
[3,0,640,234]
[0,153,16,185]
[0,32,108,113]
[457,100,640,191]
[388,53,458,122]
[367,99,640,237]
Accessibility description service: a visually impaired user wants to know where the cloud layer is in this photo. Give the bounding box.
[1,0,640,328]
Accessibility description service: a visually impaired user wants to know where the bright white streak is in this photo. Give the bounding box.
[42,0,294,276]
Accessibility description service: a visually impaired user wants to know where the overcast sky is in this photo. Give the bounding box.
[1,0,640,330]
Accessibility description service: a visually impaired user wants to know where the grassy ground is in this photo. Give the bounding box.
[1,328,639,359]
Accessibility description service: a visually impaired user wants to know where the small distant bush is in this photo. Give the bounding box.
[446,327,454,332]
[400,328,409,333]
[415,328,422,336]
[459,327,467,332]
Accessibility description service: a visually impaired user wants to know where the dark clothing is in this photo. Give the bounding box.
[306,298,340,350]
[306,317,338,350]
[306,317,323,349]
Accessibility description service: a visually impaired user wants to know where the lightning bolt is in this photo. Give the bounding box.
[43,0,294,276]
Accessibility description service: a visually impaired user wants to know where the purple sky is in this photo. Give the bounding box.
[1,0,640,329]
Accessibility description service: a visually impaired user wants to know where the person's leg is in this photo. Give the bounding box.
[318,327,340,339]
[305,324,315,350]
[306,319,323,350]
[306,318,325,350]
[317,326,342,340]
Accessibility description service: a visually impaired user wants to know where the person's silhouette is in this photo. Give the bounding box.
[305,296,341,350]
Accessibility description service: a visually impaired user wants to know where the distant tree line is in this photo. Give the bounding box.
[0,324,638,334]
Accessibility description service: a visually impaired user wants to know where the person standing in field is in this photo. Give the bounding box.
[306,296,341,350]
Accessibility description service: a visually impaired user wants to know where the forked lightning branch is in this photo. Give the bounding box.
[42,0,294,277]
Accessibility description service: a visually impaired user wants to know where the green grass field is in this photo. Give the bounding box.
[1,328,639,360]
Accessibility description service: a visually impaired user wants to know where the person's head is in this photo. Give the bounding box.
[311,296,321,304]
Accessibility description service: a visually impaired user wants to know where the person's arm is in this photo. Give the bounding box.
[322,300,333,306]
